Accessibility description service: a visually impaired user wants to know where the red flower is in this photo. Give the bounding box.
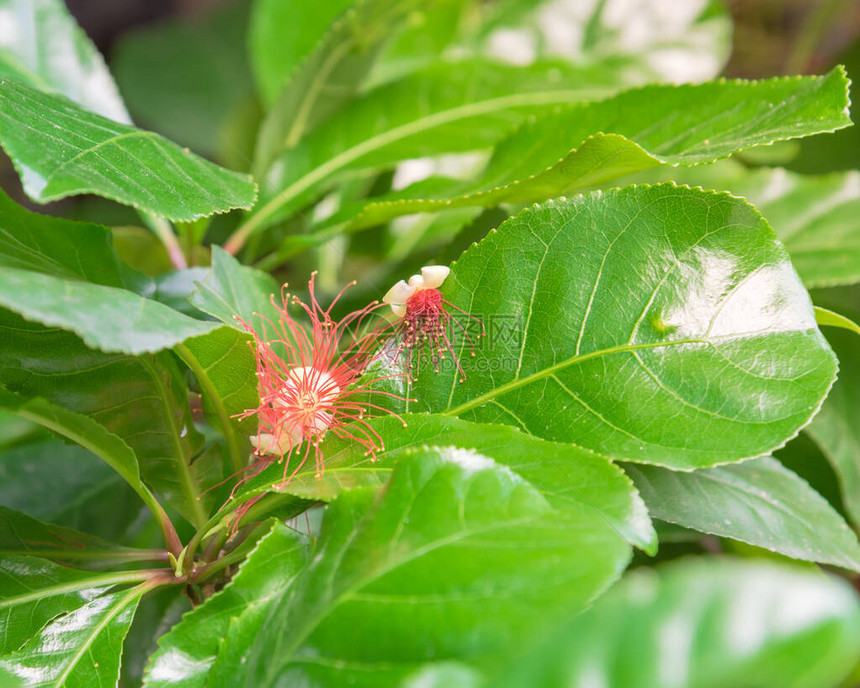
[383,265,484,382]
[236,273,406,489]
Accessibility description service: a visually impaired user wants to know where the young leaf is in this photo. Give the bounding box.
[231,449,631,687]
[143,521,308,688]
[398,184,836,469]
[0,78,257,221]
[0,554,151,654]
[626,457,860,572]
[815,306,860,335]
[0,581,147,687]
[0,0,131,122]
[189,246,280,329]
[314,68,853,238]
[238,415,657,554]
[494,558,860,688]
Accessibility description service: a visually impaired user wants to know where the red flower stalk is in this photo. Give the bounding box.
[236,273,407,489]
[383,265,484,382]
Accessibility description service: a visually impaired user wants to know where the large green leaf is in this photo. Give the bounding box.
[0,0,130,122]
[0,554,151,655]
[0,188,130,288]
[641,162,860,289]
[626,457,860,571]
[0,312,211,526]
[228,59,620,247]
[232,449,631,687]
[249,0,352,106]
[112,1,253,156]
[143,521,308,688]
[0,267,220,355]
[0,580,146,687]
[495,557,860,688]
[0,505,156,569]
[0,78,257,221]
[313,68,852,239]
[238,415,656,553]
[391,185,836,469]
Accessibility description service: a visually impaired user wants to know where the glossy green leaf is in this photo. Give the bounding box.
[143,521,308,688]
[316,68,852,238]
[249,0,351,106]
[253,0,423,170]
[0,505,158,569]
[188,246,279,329]
[495,558,860,688]
[112,2,253,156]
[0,554,151,655]
[230,59,619,246]
[0,312,211,526]
[0,78,257,221]
[807,325,860,526]
[390,184,836,469]
[0,267,220,355]
[626,457,860,571]
[0,580,145,687]
[0,188,131,288]
[647,163,860,289]
[0,0,130,122]
[232,449,631,687]
[239,415,656,553]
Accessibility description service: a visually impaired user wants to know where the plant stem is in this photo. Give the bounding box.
[145,213,188,270]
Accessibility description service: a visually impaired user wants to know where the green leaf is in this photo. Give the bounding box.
[0,78,257,221]
[0,188,131,288]
[645,163,860,289]
[495,557,860,688]
[0,0,131,122]
[815,305,860,335]
[143,521,308,688]
[189,246,279,329]
[626,457,860,572]
[0,505,158,569]
[249,0,351,106]
[239,415,656,554]
[807,324,860,526]
[112,1,254,156]
[253,0,424,170]
[0,267,220,355]
[175,327,259,476]
[0,554,151,655]
[0,580,146,687]
[0,312,211,526]
[393,185,836,469]
[233,449,631,686]
[317,68,853,238]
[230,59,619,246]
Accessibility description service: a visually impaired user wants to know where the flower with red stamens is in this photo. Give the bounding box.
[383,265,484,382]
[235,273,407,489]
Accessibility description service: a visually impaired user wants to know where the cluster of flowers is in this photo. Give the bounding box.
[235,265,482,490]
